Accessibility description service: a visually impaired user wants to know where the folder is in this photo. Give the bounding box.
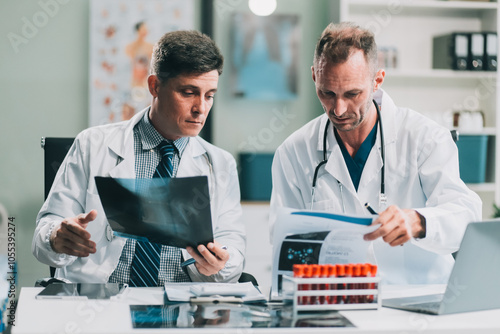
[433,33,469,71]
[469,33,484,71]
[484,32,497,71]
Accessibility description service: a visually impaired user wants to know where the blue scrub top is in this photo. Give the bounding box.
[334,121,378,191]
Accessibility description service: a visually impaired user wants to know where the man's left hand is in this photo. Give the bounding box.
[186,241,229,276]
[363,205,426,247]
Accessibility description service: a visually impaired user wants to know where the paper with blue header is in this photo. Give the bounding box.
[271,208,377,300]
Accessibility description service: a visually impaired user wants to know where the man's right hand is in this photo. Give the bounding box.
[50,210,97,257]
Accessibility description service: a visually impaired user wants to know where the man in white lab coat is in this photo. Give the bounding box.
[270,22,481,284]
[33,30,246,285]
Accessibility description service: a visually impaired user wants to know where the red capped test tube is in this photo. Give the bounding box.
[326,264,337,304]
[367,264,378,303]
[319,265,328,304]
[360,263,370,303]
[303,265,313,305]
[345,264,353,303]
[293,264,306,305]
[353,264,361,304]
[310,264,320,305]
[336,264,345,304]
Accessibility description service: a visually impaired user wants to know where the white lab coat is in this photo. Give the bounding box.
[33,108,246,283]
[270,90,482,284]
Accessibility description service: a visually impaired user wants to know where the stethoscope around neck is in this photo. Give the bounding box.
[310,99,386,211]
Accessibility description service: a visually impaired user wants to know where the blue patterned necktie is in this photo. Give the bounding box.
[129,141,175,287]
[154,141,175,179]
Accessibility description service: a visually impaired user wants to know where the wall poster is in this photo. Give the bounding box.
[230,13,300,100]
[89,0,195,126]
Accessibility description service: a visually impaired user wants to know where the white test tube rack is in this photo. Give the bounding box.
[282,275,381,312]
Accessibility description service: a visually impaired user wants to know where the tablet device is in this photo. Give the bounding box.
[36,283,127,300]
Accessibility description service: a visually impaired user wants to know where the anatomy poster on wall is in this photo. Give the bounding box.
[89,0,195,126]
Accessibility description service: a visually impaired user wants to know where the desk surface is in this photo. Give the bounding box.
[12,285,500,334]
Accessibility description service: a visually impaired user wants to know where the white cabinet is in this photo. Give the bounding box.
[241,202,272,297]
[332,0,499,215]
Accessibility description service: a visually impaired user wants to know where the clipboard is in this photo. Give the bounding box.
[164,282,266,304]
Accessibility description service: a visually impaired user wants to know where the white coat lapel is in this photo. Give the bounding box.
[358,91,397,199]
[319,116,357,195]
[106,109,146,178]
[357,130,384,194]
[176,137,209,178]
[107,150,135,178]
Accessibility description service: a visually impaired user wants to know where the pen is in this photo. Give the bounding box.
[364,203,378,215]
[181,258,196,267]
[181,245,228,267]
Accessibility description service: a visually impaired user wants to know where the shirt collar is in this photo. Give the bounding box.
[334,120,378,164]
[137,109,189,157]
[334,121,378,191]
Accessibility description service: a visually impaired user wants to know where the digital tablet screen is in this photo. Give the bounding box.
[36,283,127,300]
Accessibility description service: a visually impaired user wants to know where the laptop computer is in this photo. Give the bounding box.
[382,220,500,315]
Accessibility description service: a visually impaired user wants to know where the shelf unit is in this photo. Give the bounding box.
[331,0,500,213]
[385,68,496,79]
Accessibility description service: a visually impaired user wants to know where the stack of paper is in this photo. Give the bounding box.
[271,208,377,300]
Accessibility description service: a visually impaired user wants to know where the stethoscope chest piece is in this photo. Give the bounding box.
[379,192,388,211]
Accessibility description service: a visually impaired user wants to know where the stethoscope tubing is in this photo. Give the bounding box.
[311,99,385,198]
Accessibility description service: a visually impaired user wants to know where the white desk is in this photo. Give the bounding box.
[12,286,500,334]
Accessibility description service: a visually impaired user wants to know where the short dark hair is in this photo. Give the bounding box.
[134,21,145,32]
[314,22,378,75]
[150,30,224,82]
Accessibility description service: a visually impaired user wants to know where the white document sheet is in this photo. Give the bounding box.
[271,208,378,299]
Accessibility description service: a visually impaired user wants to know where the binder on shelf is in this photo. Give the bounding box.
[433,33,469,71]
[484,32,497,71]
[456,134,488,184]
[468,33,484,71]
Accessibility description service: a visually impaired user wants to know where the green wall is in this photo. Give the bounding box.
[0,0,92,289]
[0,0,329,288]
[212,0,327,157]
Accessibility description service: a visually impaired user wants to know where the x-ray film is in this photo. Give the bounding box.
[95,176,213,248]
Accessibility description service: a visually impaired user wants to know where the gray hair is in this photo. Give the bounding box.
[314,22,378,75]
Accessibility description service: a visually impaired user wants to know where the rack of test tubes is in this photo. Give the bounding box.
[282,263,381,312]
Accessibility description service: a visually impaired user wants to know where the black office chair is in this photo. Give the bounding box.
[41,137,75,200]
[41,137,259,286]
[41,137,75,277]
[450,130,460,259]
